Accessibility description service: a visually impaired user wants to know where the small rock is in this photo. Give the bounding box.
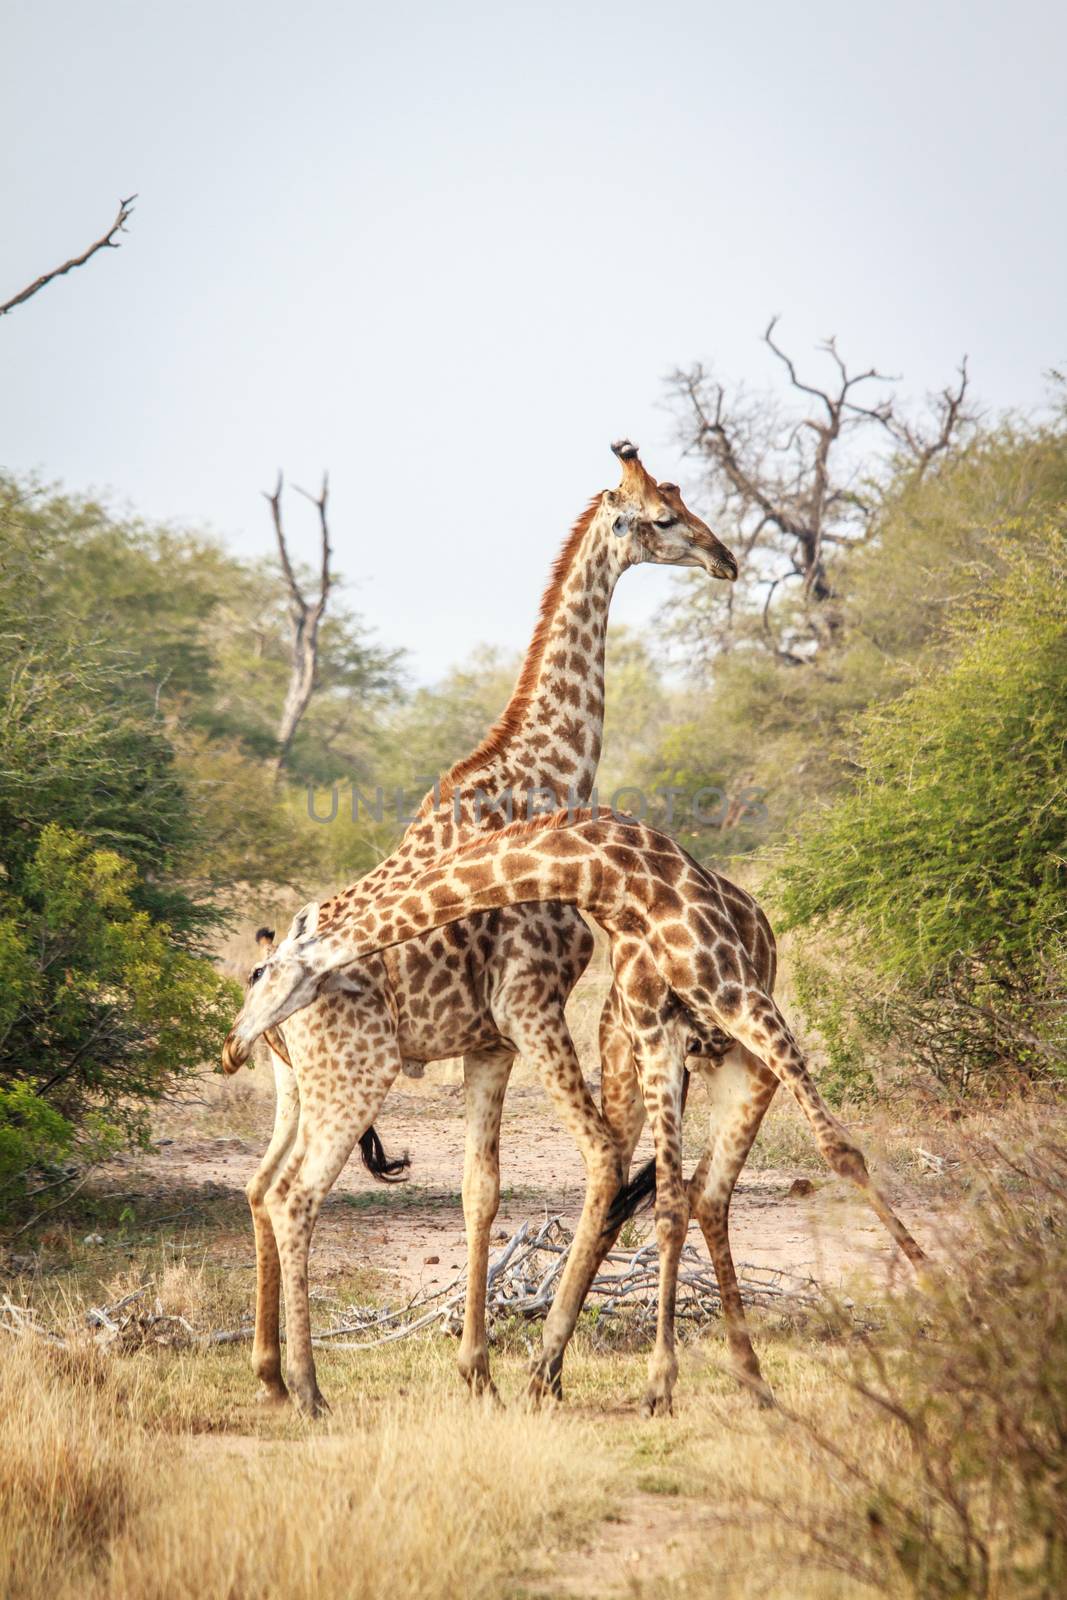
[424,1254,440,1265]
[788,1178,815,1199]
[83,1233,105,1246]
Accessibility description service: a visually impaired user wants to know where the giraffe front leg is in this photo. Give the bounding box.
[687,1045,777,1405]
[267,1039,402,1417]
[498,1007,622,1407]
[508,984,647,1408]
[458,1047,513,1401]
[599,983,648,1181]
[245,1050,301,1404]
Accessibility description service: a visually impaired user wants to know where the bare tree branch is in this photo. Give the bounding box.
[885,359,973,475]
[0,195,137,319]
[267,472,333,772]
[668,321,976,661]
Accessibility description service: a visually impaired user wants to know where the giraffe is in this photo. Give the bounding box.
[231,442,739,1415]
[224,810,925,1417]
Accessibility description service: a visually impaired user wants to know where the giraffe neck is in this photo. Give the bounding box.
[365,500,626,880]
[319,815,631,962]
[421,500,624,835]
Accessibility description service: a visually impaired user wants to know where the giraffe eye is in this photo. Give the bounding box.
[653,515,677,529]
[249,965,266,985]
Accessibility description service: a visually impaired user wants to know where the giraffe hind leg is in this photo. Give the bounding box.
[688,1045,777,1405]
[266,1026,404,1417]
[726,995,926,1267]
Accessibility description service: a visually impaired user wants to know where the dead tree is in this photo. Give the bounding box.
[265,472,332,772]
[670,319,973,661]
[1,196,136,319]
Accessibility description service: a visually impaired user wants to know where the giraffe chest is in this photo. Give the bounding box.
[383,902,592,1061]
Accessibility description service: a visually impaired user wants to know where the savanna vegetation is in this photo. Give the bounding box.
[2,229,1065,1596]
[3,359,1064,1211]
[1,1110,1062,1600]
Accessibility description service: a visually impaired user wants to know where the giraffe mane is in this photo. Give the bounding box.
[436,496,604,803]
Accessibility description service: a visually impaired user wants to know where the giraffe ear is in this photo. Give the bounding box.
[289,901,320,941]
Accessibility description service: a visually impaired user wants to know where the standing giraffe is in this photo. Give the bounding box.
[234,442,738,1415]
[224,810,925,1417]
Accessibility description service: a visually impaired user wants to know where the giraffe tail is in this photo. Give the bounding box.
[359,1125,411,1183]
[604,1068,693,1234]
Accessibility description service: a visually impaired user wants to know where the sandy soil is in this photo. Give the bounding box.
[117,1070,942,1305]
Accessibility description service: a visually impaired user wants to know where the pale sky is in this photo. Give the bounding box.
[2,0,1064,681]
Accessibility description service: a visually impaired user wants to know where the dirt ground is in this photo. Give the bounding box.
[11,1045,1048,1600]
[68,1066,949,1598]
[123,1064,943,1308]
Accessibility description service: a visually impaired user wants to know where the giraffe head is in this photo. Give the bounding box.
[222,904,326,1071]
[605,440,737,579]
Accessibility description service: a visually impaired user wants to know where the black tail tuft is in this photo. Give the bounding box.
[605,1158,656,1234]
[602,1068,693,1237]
[255,926,275,944]
[359,1124,411,1183]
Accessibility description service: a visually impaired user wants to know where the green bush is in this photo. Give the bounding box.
[658,418,1067,843]
[777,520,1067,1092]
[0,825,240,1215]
[783,1138,1067,1597]
[0,481,269,1214]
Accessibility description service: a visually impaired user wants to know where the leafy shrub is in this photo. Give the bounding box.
[0,489,243,1212]
[774,1137,1067,1598]
[0,826,240,1215]
[778,521,1067,1093]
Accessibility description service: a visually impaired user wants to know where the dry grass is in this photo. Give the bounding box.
[2,1168,1062,1600]
[4,1084,1063,1600]
[0,1331,614,1600]
[0,1336,152,1597]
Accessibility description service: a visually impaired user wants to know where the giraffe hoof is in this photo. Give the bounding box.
[731,1357,774,1409]
[525,1352,564,1409]
[466,1375,503,1408]
[255,1383,291,1408]
[524,1374,561,1410]
[292,1388,330,1419]
[640,1389,674,1419]
[740,1377,775,1410]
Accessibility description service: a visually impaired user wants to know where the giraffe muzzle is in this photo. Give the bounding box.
[695,545,738,581]
[221,1031,249,1074]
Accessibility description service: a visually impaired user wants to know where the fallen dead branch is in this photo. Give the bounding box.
[311,1217,825,1351]
[0,1218,825,1354]
[1,1284,252,1352]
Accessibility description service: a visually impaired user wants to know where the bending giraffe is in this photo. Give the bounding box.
[231,442,738,1415]
[224,811,925,1417]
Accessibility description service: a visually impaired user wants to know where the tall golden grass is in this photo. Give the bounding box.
[3,1123,1064,1599]
[0,1334,612,1600]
